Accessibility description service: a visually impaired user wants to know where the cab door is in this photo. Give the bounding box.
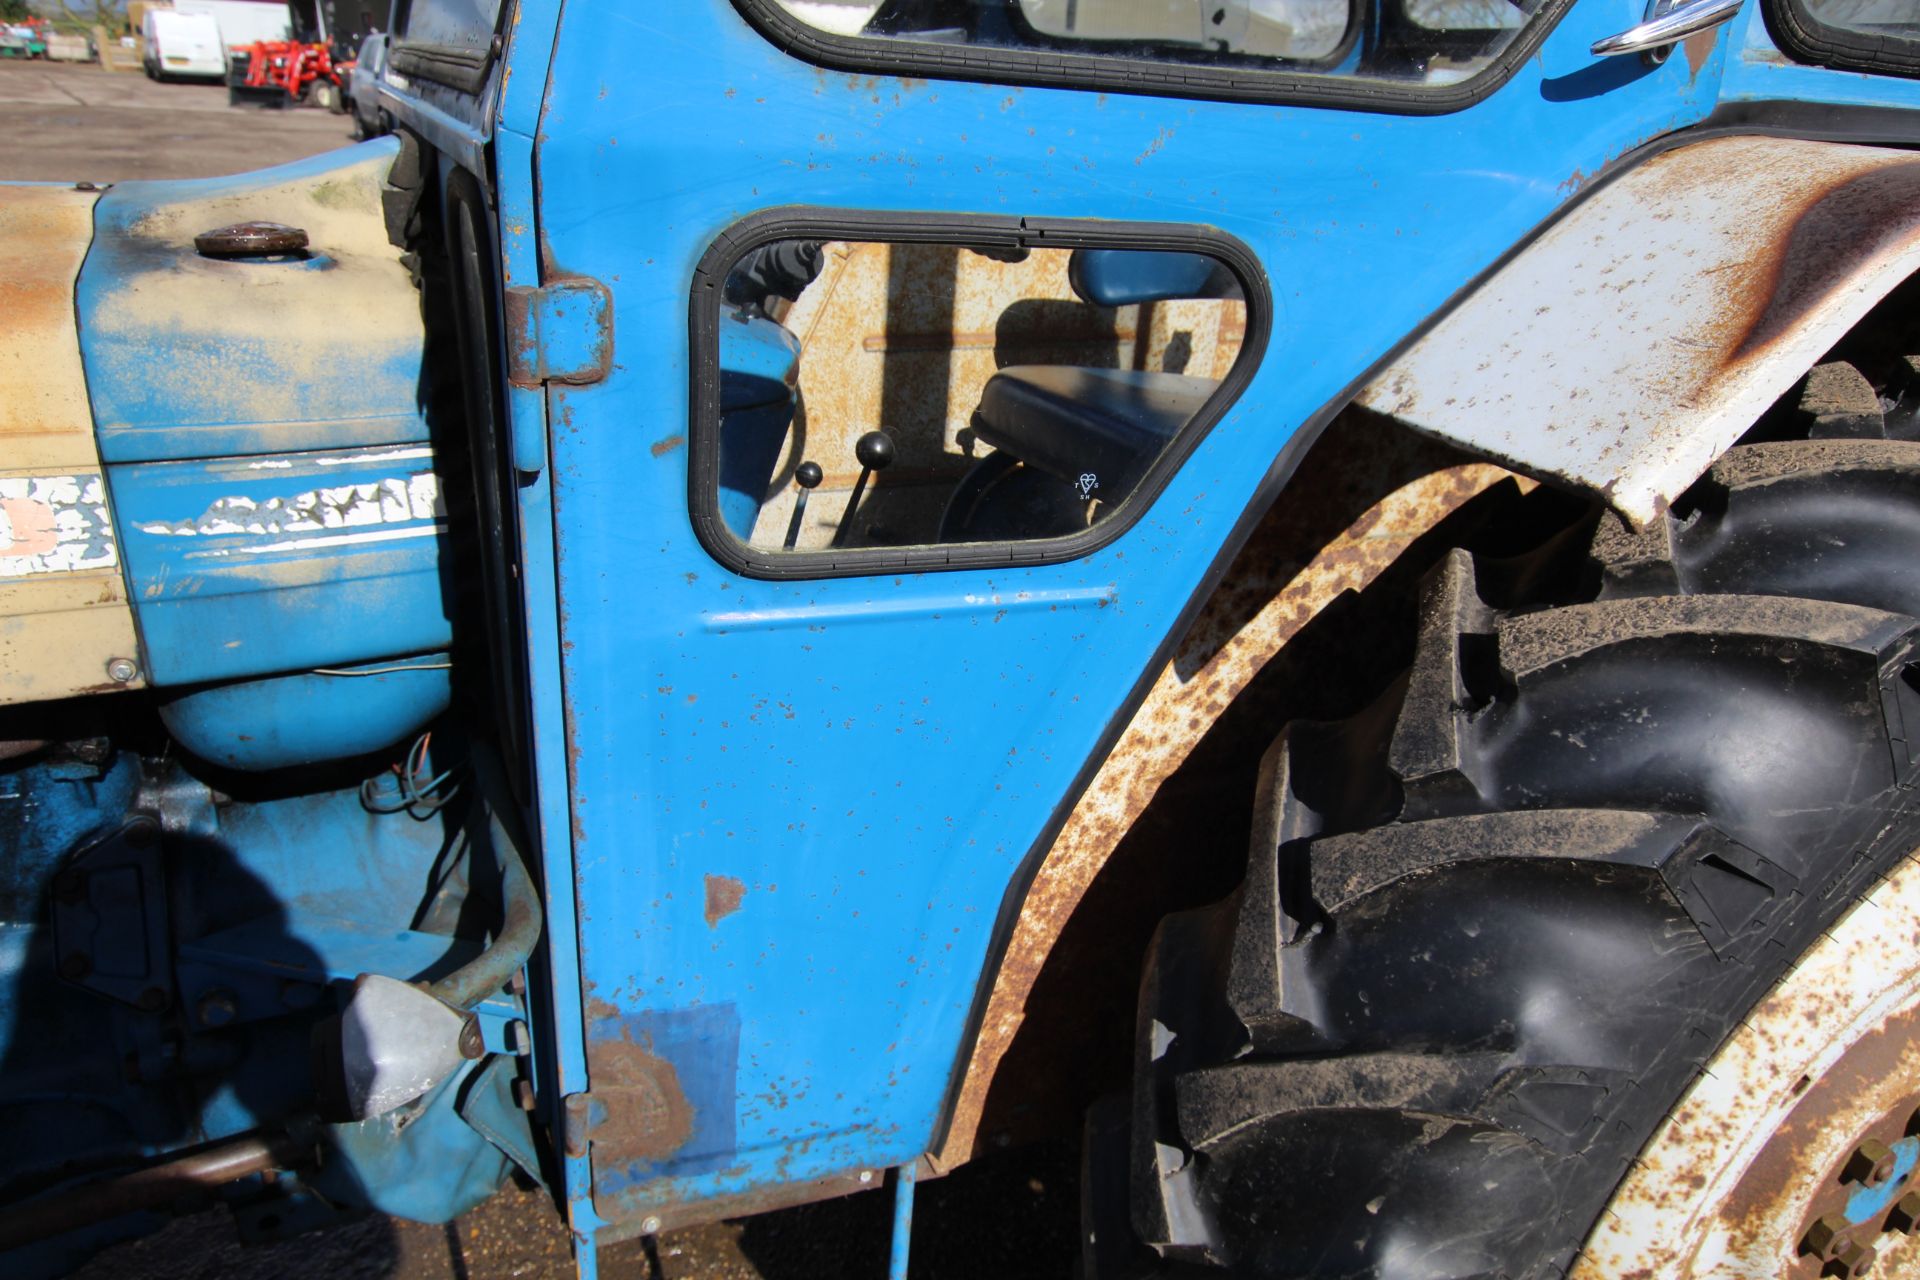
[521,0,1735,1239]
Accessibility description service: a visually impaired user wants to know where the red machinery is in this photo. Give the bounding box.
[236,39,351,108]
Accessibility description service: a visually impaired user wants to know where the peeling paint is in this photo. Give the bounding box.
[0,474,118,577]
[135,472,442,537]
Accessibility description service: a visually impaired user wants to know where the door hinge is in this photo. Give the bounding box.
[503,278,613,389]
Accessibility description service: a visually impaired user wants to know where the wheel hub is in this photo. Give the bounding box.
[1791,1101,1920,1278]
[1575,852,1920,1279]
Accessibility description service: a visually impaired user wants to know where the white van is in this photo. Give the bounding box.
[142,9,226,80]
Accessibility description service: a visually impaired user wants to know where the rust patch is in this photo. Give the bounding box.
[584,998,697,1171]
[650,433,686,458]
[932,411,1525,1168]
[703,874,746,927]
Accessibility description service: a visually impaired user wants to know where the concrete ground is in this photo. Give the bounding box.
[1,55,1084,1280]
[0,59,354,182]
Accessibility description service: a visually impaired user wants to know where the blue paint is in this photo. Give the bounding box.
[105,444,451,686]
[77,141,430,465]
[0,747,522,1272]
[1067,249,1220,306]
[889,1163,917,1280]
[1847,1136,1920,1226]
[528,0,1730,1224]
[718,312,801,538]
[586,1001,743,1198]
[158,657,451,771]
[21,0,1920,1266]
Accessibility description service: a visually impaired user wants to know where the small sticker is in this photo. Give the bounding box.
[0,474,119,578]
[1076,472,1100,500]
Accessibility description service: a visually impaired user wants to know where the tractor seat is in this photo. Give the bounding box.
[973,366,1220,494]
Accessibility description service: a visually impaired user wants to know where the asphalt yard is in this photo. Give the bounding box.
[0,58,351,182]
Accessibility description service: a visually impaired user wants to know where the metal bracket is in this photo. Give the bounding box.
[503,278,614,390]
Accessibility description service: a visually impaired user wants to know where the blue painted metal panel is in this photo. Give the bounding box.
[77,142,429,465]
[158,658,451,771]
[493,0,604,1256]
[529,0,1732,1231]
[718,314,801,538]
[106,444,451,685]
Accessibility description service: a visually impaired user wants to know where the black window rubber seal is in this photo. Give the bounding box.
[1764,0,1920,78]
[728,0,1575,116]
[686,208,1272,581]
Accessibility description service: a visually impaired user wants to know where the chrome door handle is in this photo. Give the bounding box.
[1592,0,1744,57]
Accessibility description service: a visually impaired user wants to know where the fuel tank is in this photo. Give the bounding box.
[2,141,454,770]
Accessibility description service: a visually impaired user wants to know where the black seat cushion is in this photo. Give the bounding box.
[974,366,1219,496]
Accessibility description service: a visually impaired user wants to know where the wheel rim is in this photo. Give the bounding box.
[1576,848,1920,1279]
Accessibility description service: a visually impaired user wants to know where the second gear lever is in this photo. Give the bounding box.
[830,430,896,549]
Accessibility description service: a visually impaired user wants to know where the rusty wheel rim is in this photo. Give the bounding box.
[1576,849,1920,1279]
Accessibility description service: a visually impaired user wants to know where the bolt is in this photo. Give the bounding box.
[58,951,92,981]
[196,990,237,1027]
[137,986,169,1014]
[106,657,138,683]
[1805,1213,1855,1260]
[457,1015,486,1060]
[1845,1139,1899,1188]
[641,1216,662,1236]
[1888,1192,1920,1235]
[513,1079,536,1111]
[858,1170,873,1184]
[1829,1238,1877,1278]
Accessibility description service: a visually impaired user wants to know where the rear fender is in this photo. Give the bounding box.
[1356,133,1920,528]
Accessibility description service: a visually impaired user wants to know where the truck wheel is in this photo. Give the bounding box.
[1095,428,1920,1278]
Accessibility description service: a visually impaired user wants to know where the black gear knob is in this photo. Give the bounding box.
[854,431,895,472]
[833,430,897,549]
[783,460,825,551]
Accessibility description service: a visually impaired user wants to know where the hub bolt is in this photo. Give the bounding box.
[1829,1238,1877,1278]
[1844,1138,1899,1188]
[1805,1213,1855,1259]
[1888,1191,1920,1235]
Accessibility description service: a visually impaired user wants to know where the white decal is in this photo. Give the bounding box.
[136,472,443,538]
[1075,472,1100,500]
[0,473,119,578]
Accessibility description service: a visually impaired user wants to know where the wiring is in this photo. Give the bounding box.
[359,730,464,818]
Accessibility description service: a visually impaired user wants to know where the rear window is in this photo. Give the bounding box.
[1767,0,1920,76]
[741,0,1566,111]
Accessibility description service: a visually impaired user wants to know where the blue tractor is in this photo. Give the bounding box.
[7,0,1920,1276]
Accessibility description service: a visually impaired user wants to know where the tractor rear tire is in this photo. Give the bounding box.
[1093,429,1920,1278]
